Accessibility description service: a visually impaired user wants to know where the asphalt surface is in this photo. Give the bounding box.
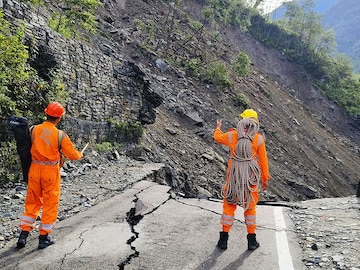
[0,179,306,270]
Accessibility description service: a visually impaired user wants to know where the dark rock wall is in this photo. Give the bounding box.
[2,0,162,143]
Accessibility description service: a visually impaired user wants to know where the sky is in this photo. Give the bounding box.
[245,0,293,14]
[259,0,293,14]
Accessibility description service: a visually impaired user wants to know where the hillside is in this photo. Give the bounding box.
[322,0,360,73]
[93,0,360,201]
[2,0,360,203]
[269,0,360,73]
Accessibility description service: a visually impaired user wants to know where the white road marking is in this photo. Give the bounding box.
[274,207,295,270]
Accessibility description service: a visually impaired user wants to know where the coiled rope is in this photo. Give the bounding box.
[222,118,260,209]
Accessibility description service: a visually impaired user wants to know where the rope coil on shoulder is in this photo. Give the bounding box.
[222,118,260,210]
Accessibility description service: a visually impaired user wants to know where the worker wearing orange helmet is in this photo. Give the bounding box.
[214,109,270,251]
[17,102,83,249]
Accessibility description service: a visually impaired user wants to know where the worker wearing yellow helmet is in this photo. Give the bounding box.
[213,108,270,251]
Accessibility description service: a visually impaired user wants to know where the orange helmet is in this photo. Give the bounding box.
[45,102,65,117]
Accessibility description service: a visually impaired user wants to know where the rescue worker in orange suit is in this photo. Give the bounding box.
[17,102,83,249]
[213,109,270,251]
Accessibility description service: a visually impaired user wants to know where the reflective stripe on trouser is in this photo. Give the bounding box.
[220,213,235,232]
[244,191,259,234]
[221,190,259,233]
[221,200,236,232]
[20,163,61,235]
[19,215,36,232]
[39,222,55,233]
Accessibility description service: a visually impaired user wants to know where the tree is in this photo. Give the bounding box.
[0,10,68,185]
[0,11,30,117]
[20,0,103,38]
[50,0,103,38]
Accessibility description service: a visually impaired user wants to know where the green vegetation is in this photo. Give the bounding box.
[0,11,65,116]
[233,92,251,108]
[0,142,18,186]
[108,119,144,144]
[204,0,256,30]
[205,61,234,89]
[185,58,202,77]
[0,10,67,186]
[247,0,360,115]
[197,0,360,115]
[133,18,156,48]
[232,52,251,77]
[96,142,114,153]
[189,19,203,32]
[22,0,103,39]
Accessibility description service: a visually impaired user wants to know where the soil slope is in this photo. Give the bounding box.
[87,0,360,202]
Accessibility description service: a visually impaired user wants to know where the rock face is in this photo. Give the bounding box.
[3,0,163,143]
[2,0,360,203]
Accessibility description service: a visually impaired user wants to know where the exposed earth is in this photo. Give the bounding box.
[3,0,360,204]
[97,0,360,202]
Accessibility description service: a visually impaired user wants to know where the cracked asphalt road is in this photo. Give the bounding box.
[0,178,305,270]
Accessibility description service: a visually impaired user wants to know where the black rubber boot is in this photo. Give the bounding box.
[247,233,260,251]
[38,234,55,249]
[17,231,29,249]
[217,232,229,250]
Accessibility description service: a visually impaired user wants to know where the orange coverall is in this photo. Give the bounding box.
[214,127,270,234]
[20,121,82,235]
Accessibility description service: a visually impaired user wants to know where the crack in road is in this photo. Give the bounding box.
[60,224,106,267]
[174,196,296,232]
[118,186,172,270]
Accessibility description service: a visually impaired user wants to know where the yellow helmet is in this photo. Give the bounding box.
[240,109,258,119]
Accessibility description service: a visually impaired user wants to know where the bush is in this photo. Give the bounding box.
[96,142,113,153]
[185,58,202,76]
[205,61,234,88]
[109,119,144,144]
[233,92,250,108]
[0,141,20,186]
[232,52,251,77]
[189,19,203,31]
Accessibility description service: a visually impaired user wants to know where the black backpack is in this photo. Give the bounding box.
[8,115,32,183]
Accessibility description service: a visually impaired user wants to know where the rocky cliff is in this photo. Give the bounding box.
[2,0,360,202]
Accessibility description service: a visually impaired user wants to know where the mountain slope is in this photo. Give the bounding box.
[96,0,360,201]
[322,0,360,72]
[3,0,360,202]
[269,0,360,72]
